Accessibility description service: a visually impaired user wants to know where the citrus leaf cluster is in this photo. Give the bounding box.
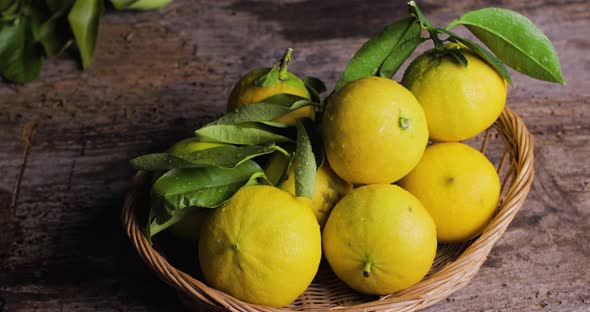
[0,0,171,83]
[133,49,327,241]
[337,1,564,88]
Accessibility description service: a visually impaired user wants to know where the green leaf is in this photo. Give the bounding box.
[0,17,44,83]
[149,162,268,239]
[68,0,103,69]
[0,0,15,11]
[152,160,265,211]
[38,5,72,56]
[378,35,423,78]
[29,4,49,42]
[255,64,280,87]
[303,76,326,104]
[335,17,422,91]
[0,1,20,19]
[111,0,139,10]
[308,124,324,170]
[196,122,294,145]
[111,0,172,11]
[255,48,295,87]
[209,93,315,126]
[436,28,513,85]
[303,76,326,94]
[446,49,468,67]
[448,8,564,84]
[274,151,295,187]
[0,20,23,68]
[39,18,72,56]
[145,194,183,241]
[297,117,324,170]
[131,144,285,171]
[293,119,317,198]
[407,1,432,28]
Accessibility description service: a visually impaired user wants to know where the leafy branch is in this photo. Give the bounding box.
[0,0,172,83]
[335,1,563,89]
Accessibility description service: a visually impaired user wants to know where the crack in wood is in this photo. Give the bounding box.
[10,122,36,217]
[66,160,76,192]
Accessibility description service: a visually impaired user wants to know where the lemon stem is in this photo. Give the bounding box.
[399,116,410,129]
[363,262,372,278]
[429,30,445,51]
[275,145,290,157]
[278,48,293,81]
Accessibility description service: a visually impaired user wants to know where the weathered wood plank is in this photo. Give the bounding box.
[0,0,589,311]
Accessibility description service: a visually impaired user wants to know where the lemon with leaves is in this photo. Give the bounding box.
[322,76,428,184]
[402,45,506,141]
[199,185,321,307]
[399,142,501,243]
[227,49,314,124]
[166,138,224,240]
[323,184,437,295]
[265,150,352,227]
[280,164,352,227]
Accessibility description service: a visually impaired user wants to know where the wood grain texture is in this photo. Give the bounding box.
[0,0,589,311]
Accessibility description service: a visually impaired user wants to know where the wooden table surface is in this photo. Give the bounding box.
[1,0,588,311]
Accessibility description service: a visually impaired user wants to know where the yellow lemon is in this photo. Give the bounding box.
[264,150,352,227]
[398,142,501,243]
[323,184,437,295]
[280,164,352,227]
[166,138,224,240]
[263,148,294,187]
[199,185,321,307]
[227,68,314,124]
[322,76,428,184]
[402,47,507,141]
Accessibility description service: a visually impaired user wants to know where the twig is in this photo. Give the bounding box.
[10,122,36,216]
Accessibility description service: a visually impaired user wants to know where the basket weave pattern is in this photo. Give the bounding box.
[122,107,534,312]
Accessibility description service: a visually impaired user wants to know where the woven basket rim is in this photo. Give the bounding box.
[122,107,535,312]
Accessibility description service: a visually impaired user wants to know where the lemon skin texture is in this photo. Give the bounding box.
[323,184,437,295]
[227,68,314,124]
[280,164,352,227]
[399,142,501,243]
[264,148,352,227]
[402,49,507,141]
[199,185,322,307]
[322,76,429,184]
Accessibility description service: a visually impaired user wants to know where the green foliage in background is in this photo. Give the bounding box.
[0,0,172,83]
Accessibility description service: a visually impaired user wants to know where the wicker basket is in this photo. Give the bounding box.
[122,107,534,312]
